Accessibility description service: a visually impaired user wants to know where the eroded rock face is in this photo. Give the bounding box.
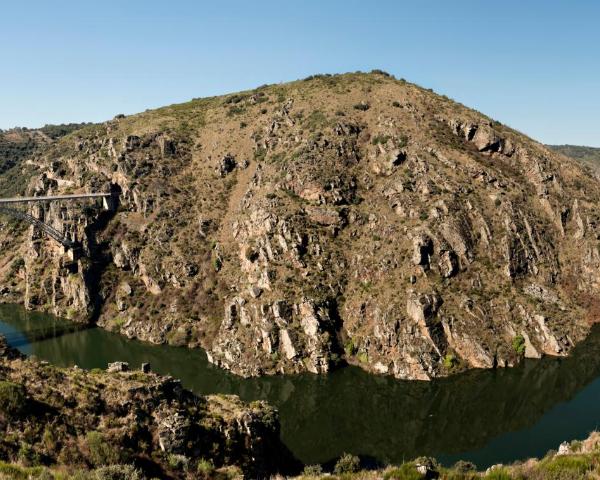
[2,72,600,381]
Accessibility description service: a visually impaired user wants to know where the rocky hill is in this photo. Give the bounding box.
[2,72,600,381]
[548,145,600,173]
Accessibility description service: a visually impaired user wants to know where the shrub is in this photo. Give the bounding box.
[512,335,525,355]
[344,340,356,357]
[392,101,401,107]
[303,464,323,476]
[92,464,144,480]
[168,454,189,471]
[353,102,370,111]
[538,454,592,479]
[384,463,423,480]
[8,257,25,277]
[370,69,393,77]
[17,442,40,467]
[197,458,215,478]
[0,462,45,480]
[444,354,458,369]
[453,460,477,473]
[227,106,245,117]
[212,255,222,272]
[0,381,26,416]
[484,467,512,480]
[334,453,360,474]
[85,432,121,466]
[372,135,391,145]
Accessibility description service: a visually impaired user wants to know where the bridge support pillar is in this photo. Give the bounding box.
[102,195,117,212]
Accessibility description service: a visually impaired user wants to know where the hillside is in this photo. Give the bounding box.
[2,71,600,381]
[548,145,600,172]
[0,124,89,196]
[0,335,293,478]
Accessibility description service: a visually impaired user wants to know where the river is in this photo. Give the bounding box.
[1,303,599,469]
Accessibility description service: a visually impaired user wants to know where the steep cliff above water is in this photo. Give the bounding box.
[2,71,600,381]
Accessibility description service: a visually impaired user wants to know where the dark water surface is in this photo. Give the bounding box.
[1,303,600,469]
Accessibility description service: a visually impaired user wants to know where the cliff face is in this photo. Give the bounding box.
[2,72,600,380]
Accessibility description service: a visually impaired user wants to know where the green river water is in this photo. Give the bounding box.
[1,303,599,469]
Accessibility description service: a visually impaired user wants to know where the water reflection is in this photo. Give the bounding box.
[1,304,600,468]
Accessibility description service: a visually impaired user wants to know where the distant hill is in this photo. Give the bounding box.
[0,123,89,196]
[548,145,600,172]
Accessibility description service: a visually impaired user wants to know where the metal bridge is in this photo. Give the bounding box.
[0,193,112,249]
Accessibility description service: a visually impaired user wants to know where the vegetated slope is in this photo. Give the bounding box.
[0,335,293,478]
[2,72,600,381]
[0,124,89,195]
[548,144,600,173]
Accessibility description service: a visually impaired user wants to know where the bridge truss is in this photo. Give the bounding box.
[0,193,112,249]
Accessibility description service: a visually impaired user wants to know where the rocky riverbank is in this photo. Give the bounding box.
[0,335,297,479]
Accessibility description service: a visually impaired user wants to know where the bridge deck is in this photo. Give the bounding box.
[0,193,111,204]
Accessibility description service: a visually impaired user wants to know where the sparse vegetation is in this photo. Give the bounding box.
[0,381,26,416]
[334,453,360,474]
[513,335,526,355]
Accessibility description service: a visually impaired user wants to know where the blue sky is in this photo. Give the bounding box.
[0,0,598,146]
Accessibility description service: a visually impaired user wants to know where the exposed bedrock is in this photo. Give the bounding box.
[2,72,600,380]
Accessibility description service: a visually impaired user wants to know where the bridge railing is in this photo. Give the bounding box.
[0,193,111,205]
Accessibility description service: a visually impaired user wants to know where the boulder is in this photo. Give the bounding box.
[107,361,129,373]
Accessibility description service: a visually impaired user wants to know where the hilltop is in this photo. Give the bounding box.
[2,71,600,381]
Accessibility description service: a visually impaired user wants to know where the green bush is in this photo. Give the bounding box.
[197,458,215,478]
[17,442,40,467]
[0,462,45,480]
[344,340,356,357]
[484,466,512,480]
[512,335,525,355]
[384,463,423,480]
[85,432,121,466]
[538,454,592,479]
[444,354,458,369]
[453,460,477,473]
[167,454,189,470]
[334,453,360,474]
[303,464,323,476]
[372,134,391,145]
[0,381,27,416]
[92,464,144,480]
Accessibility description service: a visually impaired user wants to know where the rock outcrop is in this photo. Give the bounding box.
[0,335,295,478]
